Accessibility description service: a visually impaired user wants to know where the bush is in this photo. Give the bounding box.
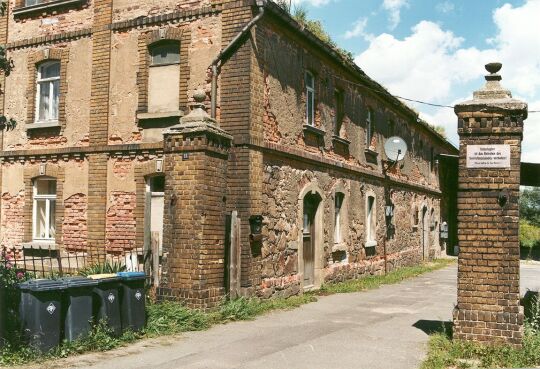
[78,260,127,276]
[520,219,540,248]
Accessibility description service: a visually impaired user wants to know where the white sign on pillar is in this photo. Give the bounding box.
[466,144,511,168]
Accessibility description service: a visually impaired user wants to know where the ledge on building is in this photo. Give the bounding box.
[137,110,184,126]
[364,147,379,164]
[332,135,350,156]
[13,0,87,18]
[26,121,61,131]
[19,241,58,251]
[365,240,377,248]
[303,124,325,148]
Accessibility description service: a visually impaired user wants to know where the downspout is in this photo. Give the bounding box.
[210,0,266,119]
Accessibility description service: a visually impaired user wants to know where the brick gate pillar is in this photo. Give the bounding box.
[158,91,232,309]
[453,63,528,346]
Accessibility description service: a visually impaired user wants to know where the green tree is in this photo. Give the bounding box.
[520,187,540,226]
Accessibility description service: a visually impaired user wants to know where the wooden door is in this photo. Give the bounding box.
[422,207,429,260]
[303,195,319,287]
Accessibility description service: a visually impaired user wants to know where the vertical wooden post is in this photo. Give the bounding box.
[151,231,160,288]
[229,211,242,299]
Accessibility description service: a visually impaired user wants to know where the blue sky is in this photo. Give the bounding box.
[290,0,540,163]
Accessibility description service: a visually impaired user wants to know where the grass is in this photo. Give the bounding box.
[0,258,454,367]
[421,326,540,369]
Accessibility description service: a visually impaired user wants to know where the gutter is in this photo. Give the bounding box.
[210,0,266,119]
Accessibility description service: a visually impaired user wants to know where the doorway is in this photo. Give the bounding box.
[145,176,165,254]
[303,193,321,288]
[422,206,429,260]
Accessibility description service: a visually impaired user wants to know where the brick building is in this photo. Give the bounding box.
[0,0,458,307]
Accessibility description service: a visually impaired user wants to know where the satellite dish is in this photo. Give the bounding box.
[384,136,408,162]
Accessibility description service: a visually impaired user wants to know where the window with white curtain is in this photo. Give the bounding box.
[35,61,60,123]
[33,178,57,241]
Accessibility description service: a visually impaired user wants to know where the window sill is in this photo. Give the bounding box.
[365,240,377,248]
[20,241,57,250]
[26,121,61,130]
[137,110,184,122]
[331,135,350,146]
[14,0,87,18]
[364,148,379,157]
[303,124,325,137]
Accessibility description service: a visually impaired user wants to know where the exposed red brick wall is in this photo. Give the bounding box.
[62,193,88,252]
[106,191,136,253]
[1,191,25,248]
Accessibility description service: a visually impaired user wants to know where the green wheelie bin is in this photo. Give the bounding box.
[117,272,146,332]
[18,279,65,352]
[88,274,121,336]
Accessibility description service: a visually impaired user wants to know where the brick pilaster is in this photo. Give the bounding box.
[87,0,112,257]
[453,63,528,347]
[158,94,232,309]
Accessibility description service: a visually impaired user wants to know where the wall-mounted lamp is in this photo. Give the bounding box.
[249,215,264,256]
[385,204,394,218]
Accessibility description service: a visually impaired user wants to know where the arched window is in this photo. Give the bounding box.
[33,177,57,241]
[147,41,181,114]
[366,194,376,246]
[36,61,60,123]
[334,192,345,244]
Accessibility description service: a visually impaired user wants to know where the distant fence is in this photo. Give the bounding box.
[0,245,150,279]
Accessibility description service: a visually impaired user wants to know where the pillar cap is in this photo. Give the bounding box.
[454,63,527,117]
[163,90,232,140]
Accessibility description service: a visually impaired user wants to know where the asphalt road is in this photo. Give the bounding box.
[17,262,540,369]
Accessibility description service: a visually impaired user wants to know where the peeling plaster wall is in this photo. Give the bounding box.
[1,162,25,248]
[188,16,221,97]
[63,193,87,252]
[109,31,141,145]
[7,0,93,44]
[259,24,445,188]
[3,39,92,150]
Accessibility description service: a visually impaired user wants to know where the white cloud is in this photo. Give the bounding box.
[382,0,409,30]
[288,0,334,7]
[343,18,373,41]
[436,1,455,14]
[353,0,540,163]
[355,21,496,102]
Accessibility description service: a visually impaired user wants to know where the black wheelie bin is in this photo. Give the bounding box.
[18,279,65,352]
[62,276,98,342]
[88,274,121,336]
[117,272,146,332]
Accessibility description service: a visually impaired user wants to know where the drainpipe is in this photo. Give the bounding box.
[210,0,266,119]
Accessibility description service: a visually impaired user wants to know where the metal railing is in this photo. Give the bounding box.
[0,245,148,278]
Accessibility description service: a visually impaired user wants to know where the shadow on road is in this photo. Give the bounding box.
[413,319,453,338]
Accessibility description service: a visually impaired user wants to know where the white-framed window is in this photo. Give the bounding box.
[366,195,376,246]
[35,61,60,123]
[334,89,344,136]
[32,178,57,242]
[334,192,344,244]
[147,41,181,113]
[366,108,374,147]
[305,71,315,126]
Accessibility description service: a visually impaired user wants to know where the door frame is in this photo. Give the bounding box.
[298,183,325,291]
